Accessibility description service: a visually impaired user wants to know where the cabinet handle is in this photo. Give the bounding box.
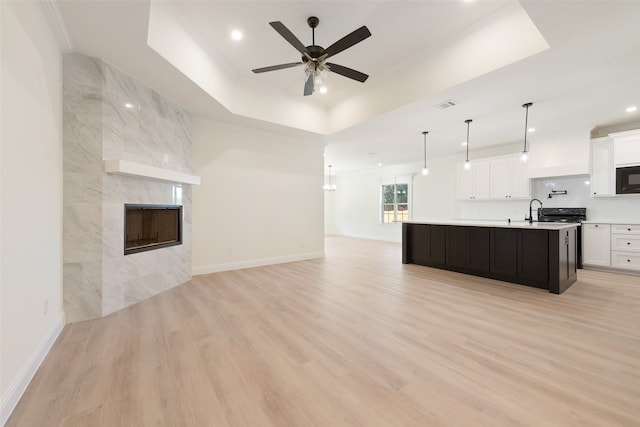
[628,242,631,245]
[628,259,631,263]
[628,228,632,231]
[595,225,598,228]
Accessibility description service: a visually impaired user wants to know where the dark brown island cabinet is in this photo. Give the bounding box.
[402,221,579,294]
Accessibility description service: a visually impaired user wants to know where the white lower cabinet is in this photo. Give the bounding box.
[611,224,640,271]
[583,223,611,267]
[611,252,640,270]
[583,222,640,271]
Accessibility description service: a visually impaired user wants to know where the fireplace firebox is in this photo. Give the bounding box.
[124,204,182,255]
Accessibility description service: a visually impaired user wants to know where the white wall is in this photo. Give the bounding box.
[324,160,459,243]
[191,118,325,274]
[1,1,64,423]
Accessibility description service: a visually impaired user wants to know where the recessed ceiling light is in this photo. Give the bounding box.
[231,30,243,41]
[528,127,536,132]
[626,105,638,113]
[461,141,467,146]
[124,102,135,109]
[377,162,382,167]
[319,86,327,94]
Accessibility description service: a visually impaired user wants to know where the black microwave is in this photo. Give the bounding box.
[616,165,640,194]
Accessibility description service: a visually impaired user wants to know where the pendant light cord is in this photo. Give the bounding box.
[465,119,472,162]
[522,102,532,153]
[422,131,428,169]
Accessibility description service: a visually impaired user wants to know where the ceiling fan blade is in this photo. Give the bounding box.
[304,73,314,96]
[269,21,310,56]
[252,62,304,73]
[326,63,369,82]
[322,26,371,59]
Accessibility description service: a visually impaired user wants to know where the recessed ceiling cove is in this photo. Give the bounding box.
[146,1,548,135]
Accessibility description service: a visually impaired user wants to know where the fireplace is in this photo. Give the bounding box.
[124,204,182,255]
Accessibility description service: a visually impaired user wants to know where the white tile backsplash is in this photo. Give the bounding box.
[460,174,640,223]
[531,175,591,207]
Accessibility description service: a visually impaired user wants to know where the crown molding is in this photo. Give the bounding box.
[38,1,73,53]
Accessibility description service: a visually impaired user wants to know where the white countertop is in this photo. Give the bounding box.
[582,220,640,225]
[404,219,579,230]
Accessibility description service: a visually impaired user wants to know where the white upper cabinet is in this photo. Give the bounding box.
[590,137,615,197]
[490,156,530,199]
[611,129,640,166]
[473,160,492,199]
[457,163,473,199]
[457,156,528,200]
[489,157,510,198]
[456,160,491,200]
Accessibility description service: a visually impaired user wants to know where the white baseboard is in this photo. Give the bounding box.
[193,251,325,276]
[328,232,401,243]
[1,312,65,425]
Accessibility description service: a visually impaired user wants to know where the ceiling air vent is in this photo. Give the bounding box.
[433,100,457,110]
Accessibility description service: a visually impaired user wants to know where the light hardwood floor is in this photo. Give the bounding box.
[7,236,640,426]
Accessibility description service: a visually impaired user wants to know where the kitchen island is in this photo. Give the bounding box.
[402,220,579,294]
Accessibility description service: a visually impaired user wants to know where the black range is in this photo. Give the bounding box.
[538,207,586,268]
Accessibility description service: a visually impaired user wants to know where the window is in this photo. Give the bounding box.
[381,182,409,223]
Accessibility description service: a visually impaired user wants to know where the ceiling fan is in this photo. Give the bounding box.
[252,16,371,96]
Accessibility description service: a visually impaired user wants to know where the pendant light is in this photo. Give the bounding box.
[323,165,336,191]
[463,119,472,170]
[521,102,533,162]
[421,131,429,176]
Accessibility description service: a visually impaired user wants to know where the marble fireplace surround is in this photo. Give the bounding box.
[63,53,197,323]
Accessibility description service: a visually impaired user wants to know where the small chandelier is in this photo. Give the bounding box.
[521,102,533,162]
[464,119,472,170]
[421,131,429,176]
[323,164,336,191]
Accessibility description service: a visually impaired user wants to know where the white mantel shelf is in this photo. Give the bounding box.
[104,159,201,185]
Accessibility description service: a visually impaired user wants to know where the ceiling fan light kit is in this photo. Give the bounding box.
[252,16,371,96]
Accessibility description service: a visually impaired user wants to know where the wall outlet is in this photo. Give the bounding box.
[163,154,169,163]
[43,297,49,315]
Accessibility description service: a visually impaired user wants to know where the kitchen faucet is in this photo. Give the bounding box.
[526,198,543,224]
